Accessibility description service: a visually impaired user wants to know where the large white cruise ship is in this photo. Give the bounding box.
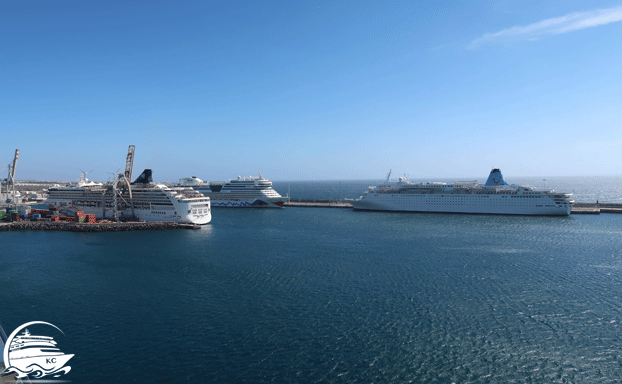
[46,169,211,224]
[350,169,574,216]
[178,173,285,208]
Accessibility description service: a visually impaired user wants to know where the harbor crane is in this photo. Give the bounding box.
[124,145,135,182]
[123,145,136,218]
[109,145,136,221]
[2,149,19,207]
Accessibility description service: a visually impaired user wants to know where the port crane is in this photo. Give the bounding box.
[121,145,135,218]
[124,145,135,182]
[109,145,136,221]
[1,149,19,208]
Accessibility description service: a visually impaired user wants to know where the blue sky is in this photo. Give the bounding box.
[2,0,622,181]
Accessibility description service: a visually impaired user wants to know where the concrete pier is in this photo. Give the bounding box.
[283,199,352,208]
[282,200,622,214]
[572,202,622,214]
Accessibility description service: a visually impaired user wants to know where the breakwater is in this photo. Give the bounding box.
[283,200,622,214]
[283,199,352,208]
[571,202,622,214]
[0,221,201,232]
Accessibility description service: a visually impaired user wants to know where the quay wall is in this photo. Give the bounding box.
[284,199,352,208]
[573,202,622,208]
[284,200,622,214]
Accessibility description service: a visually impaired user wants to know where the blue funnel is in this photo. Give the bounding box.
[485,168,507,186]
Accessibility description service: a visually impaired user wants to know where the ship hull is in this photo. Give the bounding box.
[44,202,212,224]
[350,193,572,216]
[192,188,285,208]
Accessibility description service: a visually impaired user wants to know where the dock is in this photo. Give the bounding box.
[282,200,622,215]
[0,221,201,232]
[570,207,601,214]
[283,199,352,208]
[571,203,622,215]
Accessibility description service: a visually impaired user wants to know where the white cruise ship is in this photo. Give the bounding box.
[350,169,574,216]
[46,169,211,224]
[178,173,285,208]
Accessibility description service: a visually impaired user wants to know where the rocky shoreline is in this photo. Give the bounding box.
[0,221,202,232]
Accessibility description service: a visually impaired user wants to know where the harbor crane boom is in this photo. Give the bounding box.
[10,149,18,181]
[124,145,135,182]
[122,145,136,219]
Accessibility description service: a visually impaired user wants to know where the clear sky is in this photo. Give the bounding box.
[2,0,622,181]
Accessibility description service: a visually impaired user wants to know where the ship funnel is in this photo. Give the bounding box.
[485,168,508,186]
[133,169,153,184]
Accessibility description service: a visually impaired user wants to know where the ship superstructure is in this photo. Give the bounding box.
[46,169,211,224]
[350,169,574,216]
[178,173,285,208]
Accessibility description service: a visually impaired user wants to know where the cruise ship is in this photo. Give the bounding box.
[178,173,286,208]
[46,169,212,224]
[350,169,574,216]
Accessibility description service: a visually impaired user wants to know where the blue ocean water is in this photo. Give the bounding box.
[1,179,622,383]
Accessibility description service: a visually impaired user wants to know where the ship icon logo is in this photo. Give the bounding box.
[2,321,73,379]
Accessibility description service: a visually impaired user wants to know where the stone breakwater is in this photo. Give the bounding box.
[283,200,622,214]
[0,221,201,232]
[283,199,352,208]
[571,202,622,214]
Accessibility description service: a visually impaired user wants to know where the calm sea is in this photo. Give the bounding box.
[1,178,622,383]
